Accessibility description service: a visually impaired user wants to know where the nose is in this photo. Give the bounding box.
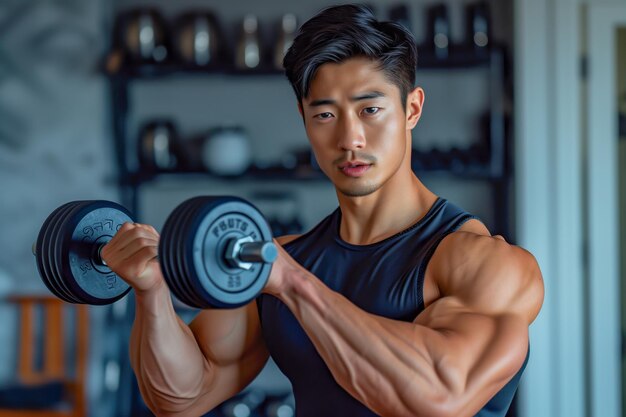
[336,113,365,151]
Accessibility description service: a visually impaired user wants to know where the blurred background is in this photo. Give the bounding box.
[0,0,624,416]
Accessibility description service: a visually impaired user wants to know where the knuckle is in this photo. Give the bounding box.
[114,223,133,238]
[125,229,142,241]
[120,222,133,230]
[137,237,152,247]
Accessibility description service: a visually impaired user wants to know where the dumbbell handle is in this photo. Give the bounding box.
[225,236,277,270]
[238,241,277,263]
[32,241,109,266]
[33,238,277,270]
[95,244,108,266]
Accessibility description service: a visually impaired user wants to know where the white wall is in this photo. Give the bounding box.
[515,1,626,417]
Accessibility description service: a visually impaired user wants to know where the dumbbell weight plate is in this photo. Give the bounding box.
[63,201,134,304]
[161,197,217,308]
[35,201,134,305]
[158,200,189,306]
[158,199,184,303]
[38,202,71,302]
[168,197,206,308]
[178,198,214,308]
[160,196,275,309]
[51,202,98,304]
[50,202,88,304]
[188,196,273,308]
[36,202,78,303]
[177,197,237,308]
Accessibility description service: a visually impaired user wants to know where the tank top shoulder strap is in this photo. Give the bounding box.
[415,199,480,310]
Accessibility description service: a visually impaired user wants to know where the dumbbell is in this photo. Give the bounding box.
[33,196,277,309]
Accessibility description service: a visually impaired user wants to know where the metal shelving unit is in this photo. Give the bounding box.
[108,43,511,236]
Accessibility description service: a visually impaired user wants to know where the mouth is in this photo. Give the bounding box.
[338,161,372,177]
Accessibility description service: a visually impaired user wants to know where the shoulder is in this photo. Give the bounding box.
[429,225,544,323]
[275,234,301,246]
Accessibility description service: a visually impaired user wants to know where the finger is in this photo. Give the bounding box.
[102,235,157,267]
[117,235,158,255]
[102,235,157,262]
[104,224,158,254]
[104,222,137,252]
[105,244,158,276]
[109,246,159,283]
[118,237,158,263]
[122,246,159,276]
[125,245,158,263]
[138,223,159,236]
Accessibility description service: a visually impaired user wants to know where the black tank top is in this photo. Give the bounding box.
[257,197,529,416]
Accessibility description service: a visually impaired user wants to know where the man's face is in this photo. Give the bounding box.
[299,57,422,198]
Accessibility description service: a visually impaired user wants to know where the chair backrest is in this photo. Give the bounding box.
[7,295,89,417]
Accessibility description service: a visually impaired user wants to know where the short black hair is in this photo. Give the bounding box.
[283,4,417,110]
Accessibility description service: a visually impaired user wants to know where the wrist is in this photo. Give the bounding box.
[134,279,173,316]
[267,260,312,301]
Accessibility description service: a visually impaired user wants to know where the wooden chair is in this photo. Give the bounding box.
[0,295,89,417]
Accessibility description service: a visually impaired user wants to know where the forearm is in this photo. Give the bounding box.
[130,281,212,415]
[273,267,449,416]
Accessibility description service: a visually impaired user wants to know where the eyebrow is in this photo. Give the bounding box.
[307,91,386,107]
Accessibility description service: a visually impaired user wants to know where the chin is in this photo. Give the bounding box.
[336,181,382,197]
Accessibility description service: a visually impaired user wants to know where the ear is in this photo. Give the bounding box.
[405,87,425,130]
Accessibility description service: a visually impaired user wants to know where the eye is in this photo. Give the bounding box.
[362,107,380,115]
[314,112,334,120]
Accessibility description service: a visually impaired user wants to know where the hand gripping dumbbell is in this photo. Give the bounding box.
[32,196,277,308]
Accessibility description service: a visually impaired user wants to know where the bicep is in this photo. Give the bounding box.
[414,298,529,415]
[188,300,270,409]
[431,232,544,322]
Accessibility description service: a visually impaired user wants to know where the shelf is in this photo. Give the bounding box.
[126,168,326,185]
[104,44,503,81]
[121,165,505,187]
[108,62,285,80]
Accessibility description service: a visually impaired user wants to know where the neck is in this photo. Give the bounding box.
[336,160,438,245]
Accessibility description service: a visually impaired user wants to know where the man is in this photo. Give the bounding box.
[101,5,544,417]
